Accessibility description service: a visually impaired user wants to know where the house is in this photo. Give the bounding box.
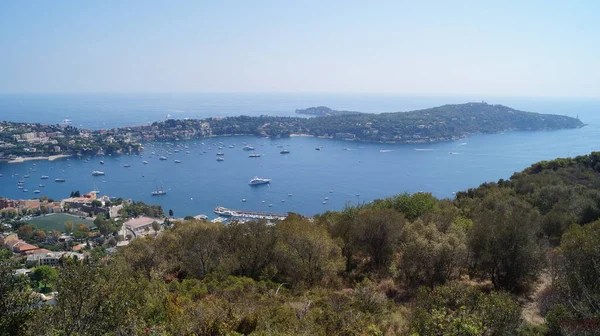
[26,251,84,267]
[124,216,161,237]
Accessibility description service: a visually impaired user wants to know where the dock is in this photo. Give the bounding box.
[214,206,287,221]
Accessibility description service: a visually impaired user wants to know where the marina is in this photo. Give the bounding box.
[214,206,287,221]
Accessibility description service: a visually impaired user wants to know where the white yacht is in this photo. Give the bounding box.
[92,171,105,176]
[41,175,49,179]
[248,177,271,185]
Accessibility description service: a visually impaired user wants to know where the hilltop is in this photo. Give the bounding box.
[295,106,363,116]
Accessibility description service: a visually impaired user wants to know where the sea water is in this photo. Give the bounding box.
[0,93,599,218]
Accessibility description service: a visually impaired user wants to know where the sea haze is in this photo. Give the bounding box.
[0,93,598,218]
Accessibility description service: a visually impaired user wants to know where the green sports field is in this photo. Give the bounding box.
[26,213,94,232]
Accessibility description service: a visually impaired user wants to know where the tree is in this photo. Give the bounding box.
[151,221,161,234]
[64,221,74,235]
[220,219,277,279]
[31,265,58,292]
[177,221,223,279]
[400,219,467,290]
[169,209,174,218]
[546,221,600,334]
[91,200,102,207]
[18,225,34,240]
[33,229,46,242]
[274,215,344,286]
[48,260,147,335]
[468,191,545,292]
[353,208,405,269]
[0,262,40,336]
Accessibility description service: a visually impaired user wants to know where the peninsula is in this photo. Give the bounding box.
[0,102,584,160]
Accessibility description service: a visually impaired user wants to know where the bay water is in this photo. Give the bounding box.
[0,94,598,218]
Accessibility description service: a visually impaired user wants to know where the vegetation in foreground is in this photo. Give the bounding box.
[3,152,600,335]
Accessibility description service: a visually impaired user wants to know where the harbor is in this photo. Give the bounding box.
[214,206,287,221]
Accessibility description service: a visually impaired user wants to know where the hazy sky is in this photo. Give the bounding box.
[1,1,598,97]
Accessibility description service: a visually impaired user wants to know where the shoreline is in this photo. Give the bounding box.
[6,154,71,164]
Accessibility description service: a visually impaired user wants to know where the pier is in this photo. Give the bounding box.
[214,206,287,221]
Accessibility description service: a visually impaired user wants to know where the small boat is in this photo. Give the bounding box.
[174,160,181,163]
[379,149,394,153]
[249,154,261,158]
[269,204,273,207]
[325,197,329,200]
[322,201,327,204]
[23,174,30,178]
[143,161,148,164]
[55,178,66,182]
[123,164,131,167]
[216,157,224,162]
[159,156,167,160]
[280,149,290,154]
[39,184,44,187]
[228,145,235,148]
[100,160,104,164]
[315,146,323,150]
[249,177,271,185]
[34,190,40,194]
[17,186,23,189]
[23,189,28,192]
[92,171,105,176]
[243,145,255,151]
[288,193,292,196]
[241,199,247,202]
[216,152,225,156]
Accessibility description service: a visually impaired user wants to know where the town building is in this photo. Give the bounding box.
[26,251,84,267]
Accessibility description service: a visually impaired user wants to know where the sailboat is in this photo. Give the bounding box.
[151,183,167,196]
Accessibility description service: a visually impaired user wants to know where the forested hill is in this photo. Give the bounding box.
[295,106,363,116]
[291,102,585,143]
[145,102,584,144]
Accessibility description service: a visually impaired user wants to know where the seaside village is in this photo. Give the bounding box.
[0,190,167,304]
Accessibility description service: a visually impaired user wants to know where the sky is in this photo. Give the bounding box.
[0,1,599,97]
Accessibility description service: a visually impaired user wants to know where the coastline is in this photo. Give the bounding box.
[6,154,71,164]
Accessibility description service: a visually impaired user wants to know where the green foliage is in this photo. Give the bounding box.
[119,201,164,218]
[400,219,467,290]
[40,260,147,335]
[410,283,521,336]
[274,215,344,286]
[31,265,58,292]
[0,262,40,336]
[545,221,600,334]
[468,191,545,292]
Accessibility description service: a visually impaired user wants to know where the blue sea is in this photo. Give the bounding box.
[0,93,599,218]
